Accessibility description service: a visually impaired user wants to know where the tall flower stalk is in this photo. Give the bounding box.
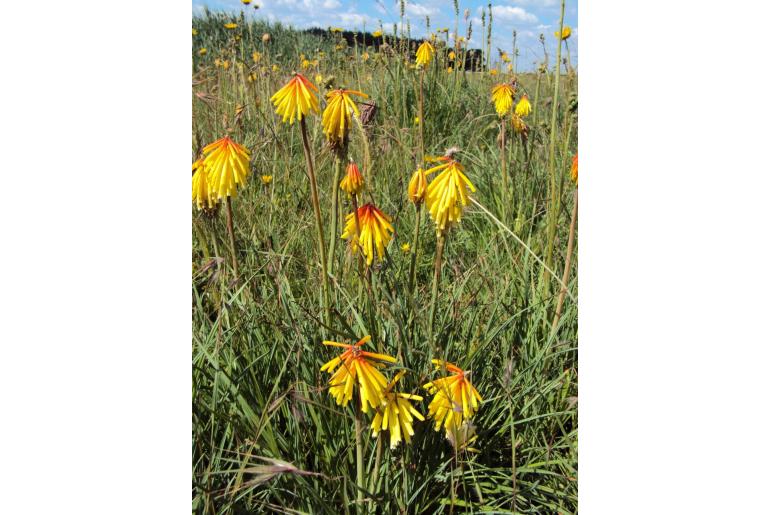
[544,0,566,296]
[552,154,578,331]
[270,73,331,323]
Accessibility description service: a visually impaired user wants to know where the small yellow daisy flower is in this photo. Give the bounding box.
[400,243,411,254]
[261,175,273,185]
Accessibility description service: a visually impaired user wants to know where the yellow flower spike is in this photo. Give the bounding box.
[320,336,397,412]
[201,136,251,200]
[415,40,435,67]
[192,159,216,210]
[270,73,320,124]
[556,26,571,40]
[491,83,515,117]
[407,167,427,205]
[423,360,482,434]
[515,94,532,117]
[321,88,369,144]
[371,371,426,449]
[424,157,476,233]
[341,203,394,266]
[339,161,364,196]
[570,153,578,185]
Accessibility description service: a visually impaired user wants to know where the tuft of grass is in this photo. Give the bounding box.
[193,9,577,514]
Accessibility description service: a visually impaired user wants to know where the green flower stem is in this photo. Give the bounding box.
[354,405,365,513]
[299,118,331,326]
[225,196,239,281]
[544,0,566,296]
[428,230,446,348]
[328,156,343,276]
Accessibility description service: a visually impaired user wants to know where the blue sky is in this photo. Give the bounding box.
[192,0,577,70]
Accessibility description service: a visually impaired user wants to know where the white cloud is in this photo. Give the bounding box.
[405,2,438,17]
[490,6,537,23]
[322,0,341,8]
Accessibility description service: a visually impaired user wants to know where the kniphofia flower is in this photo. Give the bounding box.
[341,203,394,265]
[408,167,427,205]
[192,159,216,210]
[515,95,532,117]
[424,156,477,233]
[571,153,578,185]
[423,360,482,433]
[320,335,397,412]
[270,73,320,124]
[339,162,364,196]
[321,88,369,143]
[491,83,515,117]
[511,113,528,136]
[415,40,435,67]
[201,136,251,200]
[556,26,571,40]
[371,371,426,449]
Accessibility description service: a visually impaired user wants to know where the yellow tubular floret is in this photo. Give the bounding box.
[201,136,251,200]
[270,73,320,124]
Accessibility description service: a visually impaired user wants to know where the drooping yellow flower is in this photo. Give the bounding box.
[320,335,397,412]
[270,73,320,124]
[372,30,383,38]
[407,167,427,205]
[415,40,435,67]
[201,136,251,199]
[339,161,364,196]
[321,88,368,143]
[570,153,578,185]
[224,23,237,29]
[261,175,273,185]
[491,83,515,117]
[515,94,532,117]
[192,159,216,210]
[448,51,456,61]
[341,203,394,265]
[511,113,528,135]
[424,156,476,233]
[371,371,426,449]
[423,360,482,433]
[556,26,571,40]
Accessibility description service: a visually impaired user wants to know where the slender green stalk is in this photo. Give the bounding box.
[328,156,343,275]
[428,231,446,347]
[552,188,578,332]
[532,72,542,126]
[544,0,566,295]
[418,69,425,160]
[354,406,365,513]
[407,204,422,295]
[500,118,508,219]
[224,196,239,280]
[299,118,331,325]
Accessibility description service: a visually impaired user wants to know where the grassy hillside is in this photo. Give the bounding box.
[192,9,577,514]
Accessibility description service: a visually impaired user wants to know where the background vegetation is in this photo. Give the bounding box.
[192,8,577,514]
